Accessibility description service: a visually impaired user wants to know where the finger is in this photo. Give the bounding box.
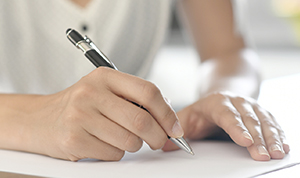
[59,128,125,161]
[254,105,287,159]
[208,98,253,147]
[162,107,193,152]
[262,109,290,154]
[100,68,183,138]
[162,105,218,152]
[82,112,143,153]
[94,90,167,150]
[231,98,270,161]
[162,139,179,152]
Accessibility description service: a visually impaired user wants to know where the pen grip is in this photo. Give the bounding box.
[85,50,115,69]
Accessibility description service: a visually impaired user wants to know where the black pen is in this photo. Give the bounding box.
[66,28,194,155]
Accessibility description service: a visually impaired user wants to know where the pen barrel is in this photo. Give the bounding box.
[66,28,193,155]
[85,50,115,69]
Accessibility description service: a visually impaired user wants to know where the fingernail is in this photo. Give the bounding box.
[258,145,270,157]
[243,131,254,144]
[172,120,184,138]
[270,144,284,153]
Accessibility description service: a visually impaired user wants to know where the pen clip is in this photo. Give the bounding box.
[83,36,100,53]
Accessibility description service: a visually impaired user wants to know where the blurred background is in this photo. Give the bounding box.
[148,0,300,109]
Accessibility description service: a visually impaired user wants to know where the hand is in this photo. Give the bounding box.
[162,91,290,161]
[23,67,184,161]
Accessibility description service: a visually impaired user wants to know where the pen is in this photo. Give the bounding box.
[66,28,194,156]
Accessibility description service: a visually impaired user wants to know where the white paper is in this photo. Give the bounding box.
[0,140,298,178]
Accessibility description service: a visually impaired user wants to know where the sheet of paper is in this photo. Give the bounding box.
[254,163,300,177]
[1,75,300,178]
[0,141,298,178]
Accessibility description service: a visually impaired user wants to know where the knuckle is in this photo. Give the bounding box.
[88,67,112,86]
[261,118,277,128]
[161,108,176,125]
[132,111,152,132]
[124,134,143,152]
[243,113,260,126]
[255,105,267,115]
[257,106,273,117]
[278,129,286,137]
[91,66,111,79]
[280,134,287,142]
[214,107,241,128]
[228,109,241,119]
[140,81,161,102]
[264,134,280,144]
[234,96,247,104]
[210,92,227,101]
[71,83,96,102]
[217,106,241,119]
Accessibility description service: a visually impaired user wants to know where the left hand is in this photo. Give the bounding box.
[162,91,290,161]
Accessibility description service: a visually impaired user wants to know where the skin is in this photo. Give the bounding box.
[0,69,183,161]
[0,0,290,161]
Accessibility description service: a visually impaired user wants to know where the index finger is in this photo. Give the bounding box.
[101,67,184,138]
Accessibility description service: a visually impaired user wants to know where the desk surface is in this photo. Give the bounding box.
[1,75,300,178]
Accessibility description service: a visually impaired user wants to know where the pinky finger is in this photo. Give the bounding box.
[267,112,290,154]
[254,106,289,159]
[279,131,290,155]
[271,114,290,154]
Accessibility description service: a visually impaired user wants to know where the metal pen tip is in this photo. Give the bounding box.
[189,150,195,156]
[169,137,194,156]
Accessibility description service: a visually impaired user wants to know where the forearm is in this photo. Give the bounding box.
[179,0,261,98]
[0,94,51,153]
[198,48,261,99]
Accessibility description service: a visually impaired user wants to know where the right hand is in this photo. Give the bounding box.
[25,67,183,161]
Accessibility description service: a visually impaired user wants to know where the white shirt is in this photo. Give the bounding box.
[0,0,172,94]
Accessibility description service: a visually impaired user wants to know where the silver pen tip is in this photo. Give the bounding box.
[169,137,194,156]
